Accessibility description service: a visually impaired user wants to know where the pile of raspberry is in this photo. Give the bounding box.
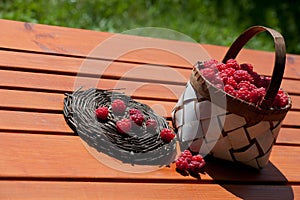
[199,59,289,108]
[175,150,206,177]
[95,99,175,143]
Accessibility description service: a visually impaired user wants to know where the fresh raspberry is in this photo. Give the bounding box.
[160,128,175,143]
[237,80,257,90]
[226,59,241,70]
[95,106,109,121]
[273,89,289,108]
[236,88,250,101]
[146,119,157,131]
[180,150,193,162]
[200,68,216,83]
[224,84,235,94]
[216,63,227,72]
[116,118,132,134]
[187,160,205,174]
[225,76,238,88]
[233,70,253,83]
[129,108,142,116]
[175,157,189,171]
[203,59,219,68]
[192,155,205,163]
[248,87,266,104]
[257,76,271,88]
[111,99,126,115]
[130,113,144,126]
[175,150,205,176]
[240,63,254,72]
[222,67,236,77]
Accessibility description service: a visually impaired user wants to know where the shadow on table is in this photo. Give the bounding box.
[204,155,294,200]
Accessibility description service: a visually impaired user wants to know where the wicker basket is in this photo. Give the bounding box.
[172,26,292,169]
[64,88,177,167]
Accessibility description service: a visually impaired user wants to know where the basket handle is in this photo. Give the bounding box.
[222,26,286,108]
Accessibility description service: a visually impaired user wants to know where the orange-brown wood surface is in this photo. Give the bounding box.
[0,19,299,199]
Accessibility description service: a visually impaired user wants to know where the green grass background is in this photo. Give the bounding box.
[1,0,299,54]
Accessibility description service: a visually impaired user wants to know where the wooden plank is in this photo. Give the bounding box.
[0,132,299,183]
[0,181,239,200]
[0,20,299,80]
[1,181,298,200]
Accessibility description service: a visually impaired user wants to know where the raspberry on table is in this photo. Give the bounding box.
[130,113,144,126]
[248,87,266,104]
[129,108,142,116]
[95,106,109,121]
[160,128,175,143]
[273,89,289,108]
[175,150,205,177]
[146,119,157,131]
[111,99,126,115]
[116,118,132,134]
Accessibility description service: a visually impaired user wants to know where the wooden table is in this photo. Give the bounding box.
[0,19,299,199]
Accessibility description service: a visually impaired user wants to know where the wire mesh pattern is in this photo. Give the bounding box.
[63,88,177,166]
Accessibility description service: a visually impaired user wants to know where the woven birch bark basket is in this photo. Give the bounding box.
[172,26,292,169]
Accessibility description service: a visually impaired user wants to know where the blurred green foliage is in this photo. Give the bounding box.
[0,0,299,54]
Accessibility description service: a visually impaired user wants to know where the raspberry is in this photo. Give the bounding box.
[273,89,289,108]
[180,150,193,162]
[95,106,109,121]
[200,68,216,82]
[160,128,175,143]
[226,59,241,70]
[175,157,189,171]
[233,70,253,83]
[257,77,271,88]
[236,88,250,101]
[222,67,236,77]
[175,150,205,176]
[130,113,144,126]
[240,63,254,72]
[216,63,227,72]
[225,76,238,88]
[129,108,142,115]
[224,84,235,95]
[116,118,132,134]
[237,81,256,90]
[188,160,205,174]
[111,99,126,115]
[203,59,219,68]
[248,87,266,104]
[146,119,157,131]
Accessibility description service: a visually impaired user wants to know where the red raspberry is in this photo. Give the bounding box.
[146,119,157,130]
[187,160,205,174]
[192,155,205,163]
[224,84,235,94]
[204,59,219,68]
[236,88,250,101]
[222,67,236,77]
[216,63,227,72]
[240,63,254,72]
[130,113,144,126]
[160,128,175,143]
[175,157,189,171]
[273,89,289,108]
[95,106,109,121]
[237,80,256,90]
[200,68,216,83]
[225,76,238,88]
[116,118,132,134]
[226,59,241,70]
[180,150,193,162]
[233,70,253,83]
[257,77,271,88]
[129,108,142,115]
[111,99,126,115]
[249,87,266,104]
